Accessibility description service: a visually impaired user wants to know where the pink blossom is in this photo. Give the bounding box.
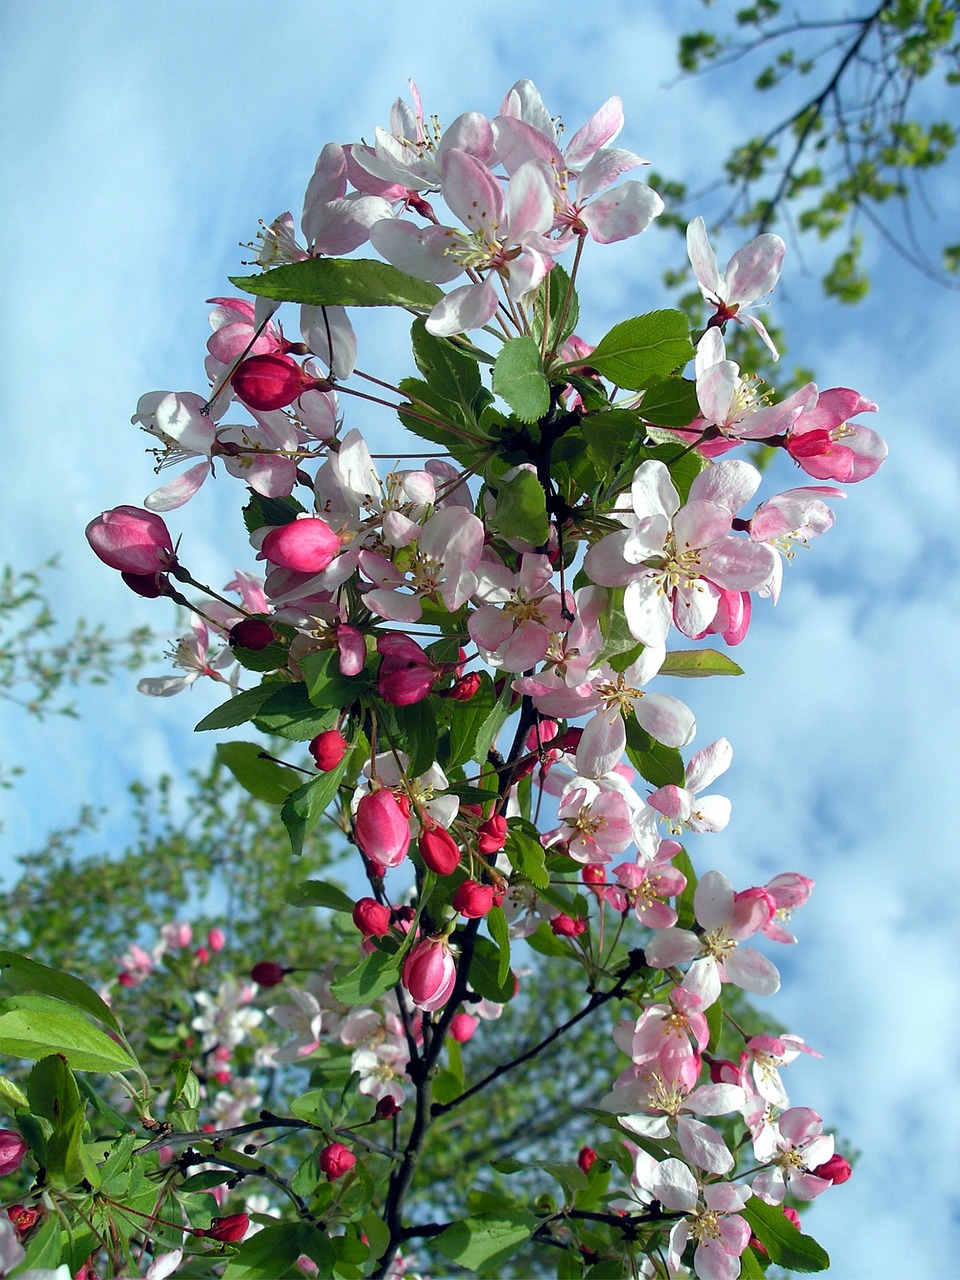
[786,387,886,481]
[751,1107,835,1203]
[647,737,734,836]
[137,615,237,698]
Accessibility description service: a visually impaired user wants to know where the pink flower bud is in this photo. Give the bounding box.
[782,1206,802,1229]
[0,1129,28,1176]
[550,913,587,938]
[354,789,410,868]
[318,1142,356,1181]
[260,517,341,574]
[418,819,461,876]
[86,506,175,575]
[377,634,439,706]
[230,619,275,651]
[452,880,495,918]
[449,1012,477,1042]
[352,897,392,938]
[813,1154,852,1184]
[401,935,457,1011]
[194,946,211,964]
[199,1213,249,1242]
[251,961,287,987]
[582,865,606,886]
[577,1146,598,1174]
[708,1058,740,1085]
[477,815,507,855]
[207,927,226,953]
[232,353,314,411]
[309,729,349,772]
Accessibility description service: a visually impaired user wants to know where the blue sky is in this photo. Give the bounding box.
[2,3,959,1275]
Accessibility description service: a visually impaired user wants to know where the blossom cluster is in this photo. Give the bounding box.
[71,78,882,1277]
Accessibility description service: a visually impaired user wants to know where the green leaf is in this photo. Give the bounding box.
[0,1074,28,1109]
[434,1211,537,1272]
[576,310,692,389]
[8,1214,62,1275]
[45,1103,87,1188]
[640,376,701,427]
[26,1054,82,1124]
[672,848,698,933]
[533,263,579,351]
[216,742,301,804]
[447,673,498,768]
[504,824,549,890]
[285,879,355,913]
[0,1001,138,1073]
[253,682,339,741]
[411,318,482,405]
[222,1222,334,1280]
[739,1246,769,1280]
[706,995,724,1055]
[329,950,401,1007]
[472,680,515,767]
[468,936,516,1003]
[387,697,439,778]
[493,336,551,423]
[624,718,686,788]
[660,649,744,677]
[281,761,348,856]
[742,1199,830,1271]
[195,683,277,732]
[242,490,306,535]
[300,649,370,711]
[489,466,550,546]
[1,950,122,1035]
[230,257,443,310]
[582,409,645,483]
[486,906,512,987]
[526,920,576,958]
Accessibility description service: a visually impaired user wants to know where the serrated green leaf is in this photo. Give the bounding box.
[504,826,549,890]
[1,951,122,1036]
[253,683,339,741]
[525,920,576,958]
[0,1002,137,1073]
[241,491,306,535]
[281,761,348,856]
[672,848,698,933]
[386,696,438,778]
[533,263,579,352]
[26,1054,82,1125]
[624,717,686,788]
[329,950,401,1006]
[45,1103,86,1188]
[0,1074,29,1109]
[300,649,370,711]
[230,257,443,310]
[660,649,744,677]
[575,310,692,389]
[739,1245,769,1279]
[447,674,498,768]
[222,1222,335,1279]
[582,409,645,485]
[216,742,301,804]
[640,377,701,427]
[742,1199,830,1271]
[411,318,482,405]
[468,936,516,1003]
[434,1211,537,1272]
[489,467,550,546]
[195,683,277,732]
[493,335,551,423]
[285,879,355,913]
[486,906,512,987]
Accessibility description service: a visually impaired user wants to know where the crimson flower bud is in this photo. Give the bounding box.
[442,672,482,701]
[550,913,587,938]
[813,1154,852,1184]
[477,814,507,855]
[309,729,349,772]
[86,506,175,575]
[200,1212,249,1242]
[232,353,314,411]
[418,819,461,876]
[582,865,606,886]
[318,1142,356,1181]
[260,517,341,574]
[374,1095,402,1120]
[212,1069,231,1085]
[451,880,495,918]
[121,570,172,598]
[194,946,210,964]
[352,897,392,938]
[355,789,410,868]
[708,1058,740,1085]
[577,1146,598,1175]
[0,1129,28,1176]
[449,1012,477,1042]
[250,961,287,988]
[376,634,439,706]
[229,618,275,651]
